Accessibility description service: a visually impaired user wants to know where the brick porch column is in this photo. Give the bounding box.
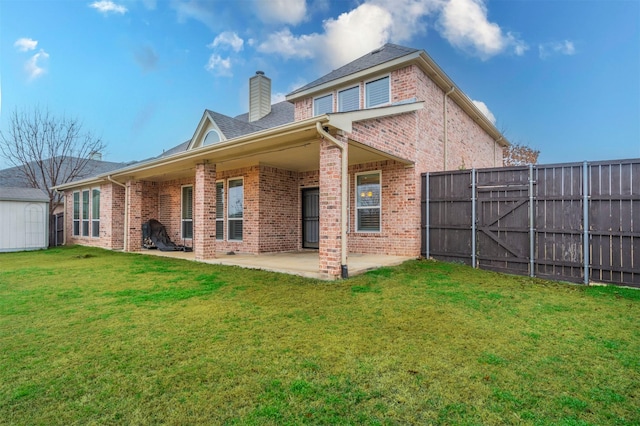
[319,137,345,279]
[126,179,143,252]
[194,162,216,260]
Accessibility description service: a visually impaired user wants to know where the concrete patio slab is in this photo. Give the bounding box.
[136,249,415,280]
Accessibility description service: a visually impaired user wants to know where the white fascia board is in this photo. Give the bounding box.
[326,101,424,133]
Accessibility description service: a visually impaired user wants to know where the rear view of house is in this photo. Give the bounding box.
[55,43,508,279]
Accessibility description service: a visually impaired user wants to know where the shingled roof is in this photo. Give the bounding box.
[0,157,127,189]
[234,101,295,130]
[0,187,48,202]
[287,44,419,96]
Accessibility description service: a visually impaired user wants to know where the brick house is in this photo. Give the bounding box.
[54,44,508,279]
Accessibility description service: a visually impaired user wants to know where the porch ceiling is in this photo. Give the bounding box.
[117,134,413,183]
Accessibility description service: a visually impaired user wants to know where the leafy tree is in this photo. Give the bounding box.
[0,106,106,214]
[503,143,540,166]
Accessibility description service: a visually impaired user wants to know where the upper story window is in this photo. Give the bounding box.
[365,76,390,108]
[203,129,221,146]
[338,86,359,112]
[313,94,333,116]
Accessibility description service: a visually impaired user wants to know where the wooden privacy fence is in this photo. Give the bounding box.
[421,159,640,287]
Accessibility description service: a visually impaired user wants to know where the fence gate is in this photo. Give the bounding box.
[49,213,64,247]
[476,167,532,276]
[422,159,640,288]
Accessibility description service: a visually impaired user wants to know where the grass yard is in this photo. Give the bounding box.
[0,246,638,425]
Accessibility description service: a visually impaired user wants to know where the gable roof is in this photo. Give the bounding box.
[288,44,418,96]
[0,187,48,202]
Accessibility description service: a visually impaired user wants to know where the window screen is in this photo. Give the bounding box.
[313,94,333,116]
[365,76,390,108]
[338,86,359,112]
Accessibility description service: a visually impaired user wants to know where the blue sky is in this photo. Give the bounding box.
[1,0,639,166]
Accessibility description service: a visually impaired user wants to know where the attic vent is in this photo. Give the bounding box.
[371,47,384,55]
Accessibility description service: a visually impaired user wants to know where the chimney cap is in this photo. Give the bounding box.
[255,70,265,76]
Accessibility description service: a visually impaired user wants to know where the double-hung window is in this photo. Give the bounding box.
[73,192,80,236]
[182,185,193,239]
[227,178,243,241]
[355,171,381,232]
[82,190,90,236]
[365,76,390,108]
[91,189,100,237]
[313,94,333,116]
[338,86,359,112]
[216,181,224,240]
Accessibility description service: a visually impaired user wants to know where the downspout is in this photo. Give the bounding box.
[316,122,348,278]
[443,87,455,170]
[107,175,128,252]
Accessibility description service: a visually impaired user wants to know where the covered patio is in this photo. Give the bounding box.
[136,249,416,280]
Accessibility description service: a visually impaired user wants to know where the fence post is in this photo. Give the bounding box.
[471,168,477,268]
[529,164,535,277]
[583,161,590,285]
[425,173,430,259]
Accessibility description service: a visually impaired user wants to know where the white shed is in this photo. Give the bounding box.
[0,187,49,252]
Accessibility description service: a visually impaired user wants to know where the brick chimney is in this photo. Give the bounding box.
[249,71,271,122]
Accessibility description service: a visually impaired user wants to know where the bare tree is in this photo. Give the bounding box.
[503,143,540,166]
[0,106,106,214]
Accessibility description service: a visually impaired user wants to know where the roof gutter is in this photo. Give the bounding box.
[316,122,349,279]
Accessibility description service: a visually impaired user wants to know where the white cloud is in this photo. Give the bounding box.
[205,54,232,77]
[258,28,320,60]
[255,0,307,25]
[539,40,576,59]
[472,99,496,124]
[209,32,244,52]
[14,38,38,52]
[272,92,287,103]
[258,0,529,71]
[438,0,527,59]
[89,0,128,15]
[258,3,393,70]
[172,0,216,28]
[25,49,50,80]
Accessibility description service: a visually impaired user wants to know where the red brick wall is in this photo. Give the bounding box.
[347,160,419,256]
[194,163,216,260]
[158,177,194,247]
[64,183,124,249]
[258,165,299,253]
[318,138,343,278]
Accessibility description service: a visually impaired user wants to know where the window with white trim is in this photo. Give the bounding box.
[82,190,90,236]
[313,93,333,116]
[216,181,224,240]
[227,178,243,241]
[338,86,359,112]
[365,76,390,108]
[91,188,100,238]
[73,191,80,236]
[355,171,381,232]
[182,185,193,239]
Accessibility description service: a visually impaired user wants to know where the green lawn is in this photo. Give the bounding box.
[1,246,638,425]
